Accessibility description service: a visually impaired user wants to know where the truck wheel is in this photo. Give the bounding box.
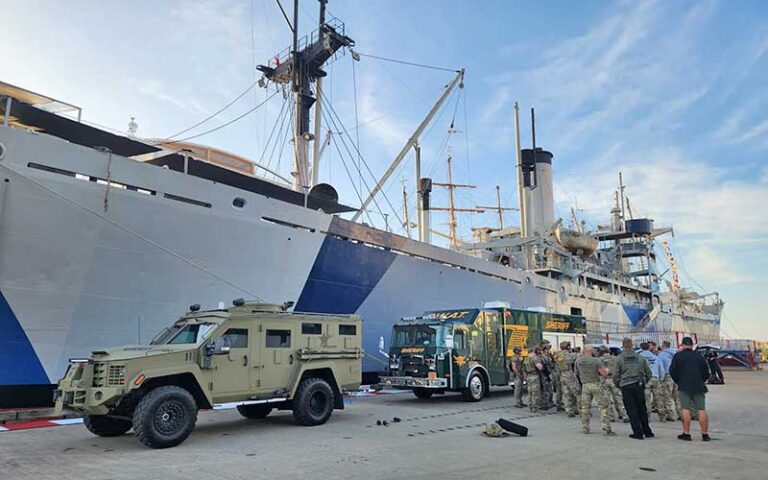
[293,377,334,426]
[461,371,487,402]
[412,388,433,399]
[237,404,273,419]
[83,414,132,437]
[133,386,197,449]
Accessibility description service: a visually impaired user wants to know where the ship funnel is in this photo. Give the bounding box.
[521,148,554,236]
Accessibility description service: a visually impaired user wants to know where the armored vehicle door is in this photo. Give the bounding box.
[256,320,296,396]
[208,323,254,401]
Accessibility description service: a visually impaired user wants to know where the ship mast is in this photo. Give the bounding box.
[401,181,412,238]
[257,0,354,193]
[476,185,518,230]
[432,153,485,246]
[291,1,307,192]
[311,0,327,186]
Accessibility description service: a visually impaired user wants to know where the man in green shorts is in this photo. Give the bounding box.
[670,337,711,441]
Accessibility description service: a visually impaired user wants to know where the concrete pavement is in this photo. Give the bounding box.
[1,370,766,480]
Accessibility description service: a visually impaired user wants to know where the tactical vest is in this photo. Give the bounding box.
[523,355,539,374]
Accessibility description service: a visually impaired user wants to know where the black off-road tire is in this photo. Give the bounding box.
[292,377,335,426]
[132,386,197,449]
[412,388,434,399]
[461,371,487,402]
[237,404,273,419]
[83,414,132,437]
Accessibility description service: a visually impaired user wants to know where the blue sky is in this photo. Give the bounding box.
[3,0,766,338]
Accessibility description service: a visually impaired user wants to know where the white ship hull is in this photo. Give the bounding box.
[0,125,720,406]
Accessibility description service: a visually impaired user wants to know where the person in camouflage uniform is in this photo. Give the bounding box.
[539,342,555,410]
[658,341,681,420]
[548,343,563,411]
[554,341,580,417]
[509,347,526,408]
[523,347,544,413]
[575,346,615,436]
[640,342,672,422]
[599,346,628,422]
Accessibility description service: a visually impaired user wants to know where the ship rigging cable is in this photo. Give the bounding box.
[319,102,382,227]
[0,161,266,302]
[350,51,460,73]
[320,107,375,226]
[163,80,259,140]
[258,95,289,173]
[154,90,279,146]
[319,88,405,231]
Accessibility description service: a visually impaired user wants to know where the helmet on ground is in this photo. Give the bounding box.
[482,423,504,437]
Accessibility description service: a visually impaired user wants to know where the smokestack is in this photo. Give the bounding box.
[521,148,554,235]
[418,178,432,244]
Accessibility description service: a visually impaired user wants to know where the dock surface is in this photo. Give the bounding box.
[2,371,766,479]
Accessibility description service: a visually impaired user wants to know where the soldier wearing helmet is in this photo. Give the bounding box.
[599,346,629,423]
[509,347,526,408]
[554,340,580,417]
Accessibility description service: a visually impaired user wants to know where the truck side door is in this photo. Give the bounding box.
[209,324,253,402]
[484,310,508,386]
[256,321,296,397]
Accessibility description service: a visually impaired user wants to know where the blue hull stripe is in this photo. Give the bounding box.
[295,236,396,314]
[0,290,49,384]
[623,304,648,327]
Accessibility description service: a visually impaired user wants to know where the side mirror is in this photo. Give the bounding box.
[205,337,231,356]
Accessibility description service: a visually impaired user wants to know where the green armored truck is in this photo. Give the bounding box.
[379,305,586,401]
[54,300,362,448]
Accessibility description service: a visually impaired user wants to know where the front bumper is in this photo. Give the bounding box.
[54,385,123,416]
[379,376,448,389]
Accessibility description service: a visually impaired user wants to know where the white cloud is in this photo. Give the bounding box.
[554,147,767,290]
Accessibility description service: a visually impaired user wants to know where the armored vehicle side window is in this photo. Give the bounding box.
[301,323,322,335]
[167,323,216,345]
[266,329,291,348]
[221,328,248,348]
[339,324,357,336]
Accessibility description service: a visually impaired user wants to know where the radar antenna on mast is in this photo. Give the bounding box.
[257,1,354,192]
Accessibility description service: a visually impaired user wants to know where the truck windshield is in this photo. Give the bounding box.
[392,324,441,347]
[162,323,217,345]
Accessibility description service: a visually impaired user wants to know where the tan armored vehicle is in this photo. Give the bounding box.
[54,300,362,448]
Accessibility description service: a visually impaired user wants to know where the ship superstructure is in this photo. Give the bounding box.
[0,3,721,407]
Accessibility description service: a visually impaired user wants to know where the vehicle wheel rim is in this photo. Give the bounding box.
[309,391,328,416]
[154,400,185,435]
[470,375,483,398]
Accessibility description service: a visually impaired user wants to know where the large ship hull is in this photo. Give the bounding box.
[0,126,720,407]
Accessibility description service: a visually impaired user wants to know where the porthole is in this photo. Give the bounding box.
[0,142,6,161]
[232,197,246,209]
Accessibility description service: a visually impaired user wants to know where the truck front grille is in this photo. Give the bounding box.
[107,365,126,385]
[400,356,428,378]
[92,363,125,386]
[92,362,107,387]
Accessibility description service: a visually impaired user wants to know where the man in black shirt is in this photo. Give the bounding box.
[705,349,725,384]
[670,337,711,441]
